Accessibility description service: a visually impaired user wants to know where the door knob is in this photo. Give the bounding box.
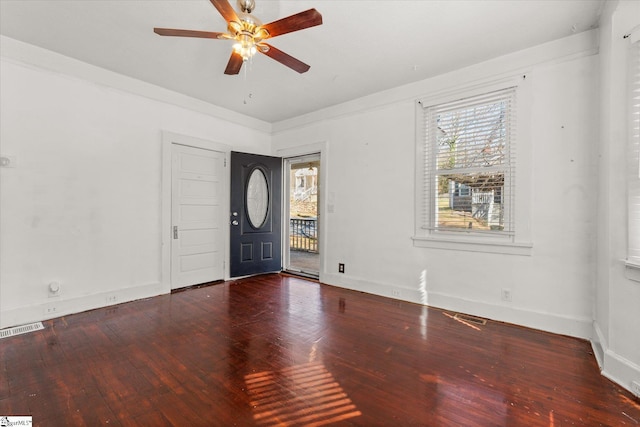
[231,220,239,226]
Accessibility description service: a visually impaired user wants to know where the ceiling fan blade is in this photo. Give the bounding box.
[260,43,310,73]
[260,9,322,38]
[210,0,240,24]
[224,51,244,75]
[154,28,227,39]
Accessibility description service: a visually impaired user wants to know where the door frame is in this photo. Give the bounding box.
[283,153,321,277]
[161,131,231,292]
[275,141,328,282]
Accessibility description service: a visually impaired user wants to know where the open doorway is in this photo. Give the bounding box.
[285,154,320,278]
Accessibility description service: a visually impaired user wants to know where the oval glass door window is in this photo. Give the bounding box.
[246,168,269,228]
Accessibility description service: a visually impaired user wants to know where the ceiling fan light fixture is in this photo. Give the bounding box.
[227,11,266,62]
[233,34,257,61]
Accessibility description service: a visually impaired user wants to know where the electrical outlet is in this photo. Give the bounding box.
[501,288,512,302]
[44,305,59,316]
[106,295,117,304]
[338,263,345,273]
[48,281,61,298]
[632,380,640,397]
[392,290,401,297]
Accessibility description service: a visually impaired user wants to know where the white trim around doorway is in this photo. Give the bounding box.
[275,141,328,282]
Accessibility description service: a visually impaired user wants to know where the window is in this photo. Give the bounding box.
[627,30,640,270]
[420,87,516,237]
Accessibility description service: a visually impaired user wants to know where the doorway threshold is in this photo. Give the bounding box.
[282,270,319,281]
[171,280,224,294]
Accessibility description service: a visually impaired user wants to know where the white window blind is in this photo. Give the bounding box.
[628,35,640,265]
[422,87,516,236]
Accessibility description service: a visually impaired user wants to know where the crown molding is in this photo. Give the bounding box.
[0,35,272,134]
[272,29,598,134]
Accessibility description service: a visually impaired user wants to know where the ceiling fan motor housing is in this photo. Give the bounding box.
[238,0,255,14]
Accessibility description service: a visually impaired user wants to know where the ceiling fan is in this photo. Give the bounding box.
[154,0,322,75]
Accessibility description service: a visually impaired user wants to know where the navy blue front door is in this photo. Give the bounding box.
[230,152,282,277]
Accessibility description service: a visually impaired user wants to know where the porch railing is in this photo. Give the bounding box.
[290,218,318,253]
[294,185,317,202]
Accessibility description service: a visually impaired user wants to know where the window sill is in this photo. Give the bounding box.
[625,260,640,282]
[412,235,533,256]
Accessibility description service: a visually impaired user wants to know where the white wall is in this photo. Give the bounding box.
[273,31,600,340]
[595,0,640,395]
[0,37,271,328]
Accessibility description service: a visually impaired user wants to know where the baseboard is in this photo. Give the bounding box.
[426,291,593,339]
[0,281,167,329]
[592,321,640,396]
[322,273,592,339]
[591,321,606,370]
[322,273,423,305]
[601,350,640,397]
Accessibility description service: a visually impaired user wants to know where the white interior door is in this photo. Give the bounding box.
[171,144,225,289]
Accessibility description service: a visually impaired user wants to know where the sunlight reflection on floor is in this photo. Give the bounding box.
[245,362,361,427]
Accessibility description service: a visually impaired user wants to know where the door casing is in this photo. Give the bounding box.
[283,153,321,276]
[276,142,328,282]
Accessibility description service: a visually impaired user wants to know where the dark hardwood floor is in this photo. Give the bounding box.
[1,274,638,426]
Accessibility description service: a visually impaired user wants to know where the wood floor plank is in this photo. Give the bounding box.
[0,273,638,426]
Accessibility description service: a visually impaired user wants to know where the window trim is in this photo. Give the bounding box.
[413,76,532,255]
[626,27,640,279]
[625,260,640,282]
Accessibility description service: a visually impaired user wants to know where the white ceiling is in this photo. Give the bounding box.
[0,0,603,123]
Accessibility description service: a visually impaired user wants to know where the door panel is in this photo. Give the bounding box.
[171,144,225,288]
[230,151,282,277]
